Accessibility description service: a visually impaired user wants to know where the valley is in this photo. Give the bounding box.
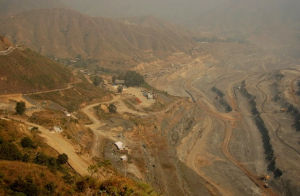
[1,37,299,195]
[0,1,299,196]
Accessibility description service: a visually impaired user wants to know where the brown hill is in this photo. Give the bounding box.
[0,39,72,94]
[0,35,12,50]
[0,8,194,65]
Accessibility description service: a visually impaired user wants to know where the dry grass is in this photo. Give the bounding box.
[0,48,72,94]
[0,161,74,195]
[29,81,109,112]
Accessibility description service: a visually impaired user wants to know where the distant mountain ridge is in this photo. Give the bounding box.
[0,8,194,67]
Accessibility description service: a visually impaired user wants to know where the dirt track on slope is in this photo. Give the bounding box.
[3,117,90,176]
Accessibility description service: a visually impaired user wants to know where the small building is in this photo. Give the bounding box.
[64,111,71,117]
[120,155,128,161]
[114,141,125,150]
[147,92,154,99]
[53,126,63,133]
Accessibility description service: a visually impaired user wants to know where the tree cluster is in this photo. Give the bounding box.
[15,101,26,115]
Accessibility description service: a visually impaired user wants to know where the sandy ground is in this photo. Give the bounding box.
[134,48,300,195]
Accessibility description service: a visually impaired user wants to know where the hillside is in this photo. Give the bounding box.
[0,35,11,50]
[0,39,72,94]
[0,8,194,67]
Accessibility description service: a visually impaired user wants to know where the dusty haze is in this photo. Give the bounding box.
[62,0,300,58]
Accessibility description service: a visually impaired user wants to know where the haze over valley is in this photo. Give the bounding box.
[0,1,299,195]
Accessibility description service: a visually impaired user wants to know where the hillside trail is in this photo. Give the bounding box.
[0,46,15,56]
[1,116,90,176]
[0,81,78,99]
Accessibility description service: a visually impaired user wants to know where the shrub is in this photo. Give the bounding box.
[15,102,26,115]
[63,173,74,184]
[57,153,68,165]
[76,180,87,192]
[124,71,144,87]
[45,182,56,194]
[0,142,22,160]
[22,153,30,162]
[108,104,117,113]
[10,178,39,196]
[34,153,49,165]
[21,137,35,148]
[93,76,103,86]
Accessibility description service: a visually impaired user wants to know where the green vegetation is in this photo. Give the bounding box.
[15,101,26,115]
[114,71,145,87]
[57,153,68,165]
[297,80,300,96]
[124,71,145,87]
[20,137,36,149]
[211,87,232,112]
[0,141,22,161]
[92,76,103,86]
[0,118,158,195]
[108,104,117,113]
[239,81,282,178]
[272,81,300,132]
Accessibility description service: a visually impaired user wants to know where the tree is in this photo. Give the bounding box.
[0,142,22,160]
[15,101,26,115]
[124,71,144,87]
[117,85,123,93]
[21,137,35,148]
[34,153,49,165]
[10,178,39,196]
[76,180,87,192]
[45,182,56,194]
[57,153,68,165]
[108,104,117,113]
[93,76,103,86]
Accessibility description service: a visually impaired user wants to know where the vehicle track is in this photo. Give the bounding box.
[254,75,300,157]
[185,76,278,196]
[274,121,300,157]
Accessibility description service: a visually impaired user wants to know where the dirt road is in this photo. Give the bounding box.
[0,46,15,56]
[3,117,90,176]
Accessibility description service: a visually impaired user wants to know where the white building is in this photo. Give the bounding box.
[53,126,63,133]
[120,155,128,161]
[114,141,125,150]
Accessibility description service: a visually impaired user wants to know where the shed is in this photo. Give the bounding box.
[120,155,128,161]
[114,141,124,150]
[147,93,154,99]
[53,126,63,133]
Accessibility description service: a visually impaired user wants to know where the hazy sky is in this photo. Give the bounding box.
[62,0,300,25]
